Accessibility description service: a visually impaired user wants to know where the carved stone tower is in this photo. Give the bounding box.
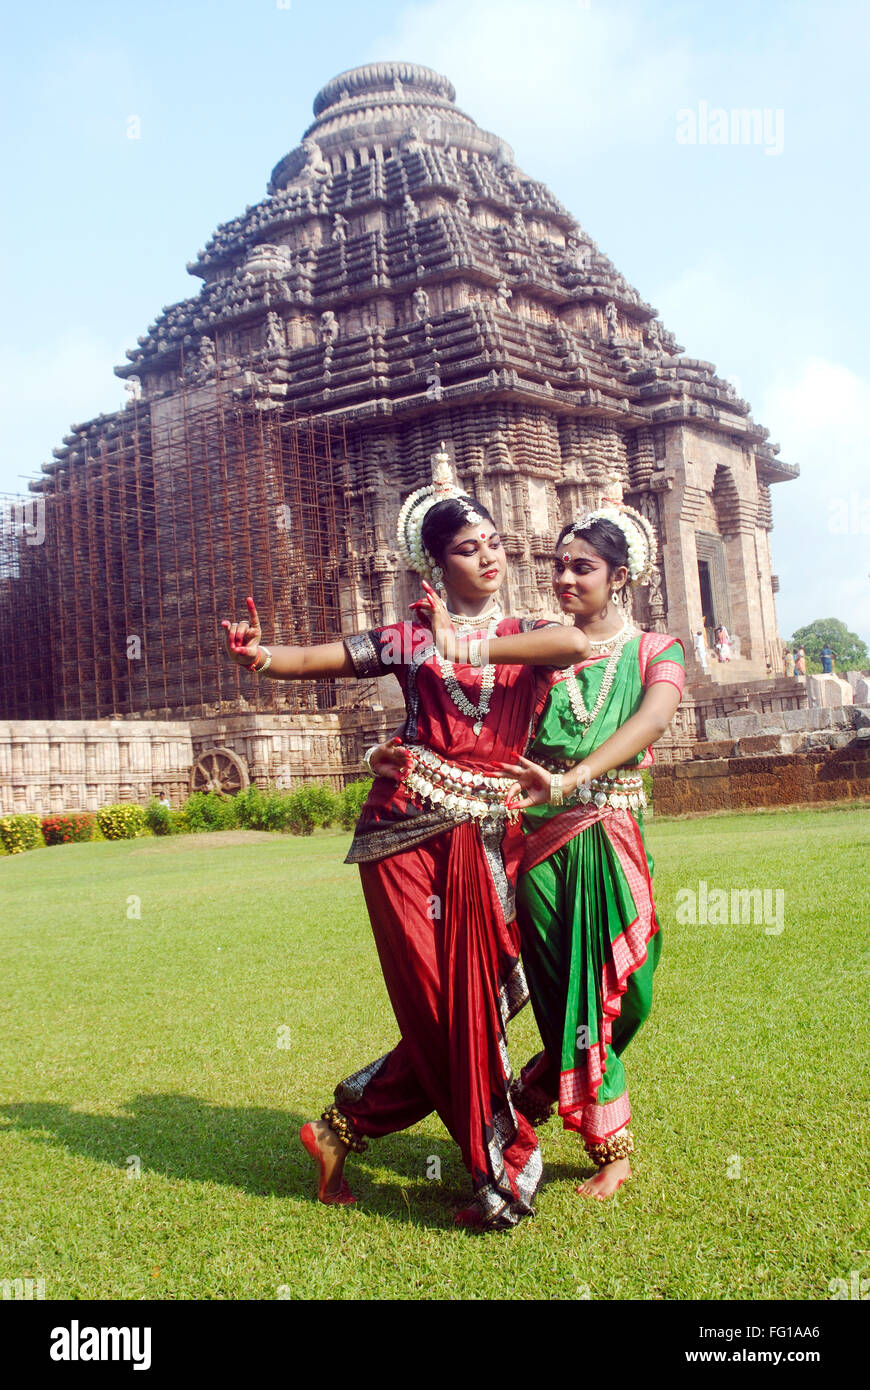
[4,60,797,742]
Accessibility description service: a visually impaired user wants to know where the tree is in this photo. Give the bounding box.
[788,619,869,672]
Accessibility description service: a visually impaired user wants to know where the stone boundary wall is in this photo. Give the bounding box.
[0,710,395,815]
[652,736,870,814]
[0,722,194,816]
[654,677,806,762]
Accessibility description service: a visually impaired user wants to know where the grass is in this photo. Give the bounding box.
[1,808,868,1301]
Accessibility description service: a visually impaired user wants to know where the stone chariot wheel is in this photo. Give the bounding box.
[190,747,250,796]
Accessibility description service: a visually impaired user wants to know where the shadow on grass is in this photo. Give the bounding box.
[0,1094,467,1227]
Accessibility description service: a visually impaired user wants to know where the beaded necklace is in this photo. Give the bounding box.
[435,608,502,736]
[585,617,631,653]
[446,601,503,632]
[562,624,636,727]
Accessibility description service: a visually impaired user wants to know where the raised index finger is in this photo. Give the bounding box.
[246,596,261,628]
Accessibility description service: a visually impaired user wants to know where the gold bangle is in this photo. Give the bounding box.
[549,772,564,807]
[250,645,272,674]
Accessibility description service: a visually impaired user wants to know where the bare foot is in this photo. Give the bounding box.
[299,1120,352,1202]
[576,1157,631,1200]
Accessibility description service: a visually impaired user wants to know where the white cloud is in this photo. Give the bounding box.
[650,258,869,645]
[762,358,870,647]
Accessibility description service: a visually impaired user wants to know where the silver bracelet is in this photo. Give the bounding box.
[467,638,489,668]
[251,645,272,674]
[549,772,564,807]
[363,744,380,775]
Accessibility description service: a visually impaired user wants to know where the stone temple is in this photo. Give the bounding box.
[0,61,802,811]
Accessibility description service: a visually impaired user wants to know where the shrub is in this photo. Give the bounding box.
[233,785,271,830]
[144,799,176,836]
[180,791,239,834]
[260,791,297,833]
[96,803,147,841]
[338,778,373,831]
[0,813,43,854]
[287,783,340,834]
[40,812,94,846]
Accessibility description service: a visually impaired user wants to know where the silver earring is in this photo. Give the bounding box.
[432,564,446,599]
[611,590,619,606]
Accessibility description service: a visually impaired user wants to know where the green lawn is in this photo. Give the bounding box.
[1,808,868,1301]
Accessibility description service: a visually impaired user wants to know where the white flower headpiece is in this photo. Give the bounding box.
[562,503,657,584]
[396,442,485,580]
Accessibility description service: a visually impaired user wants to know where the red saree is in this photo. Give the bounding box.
[337,618,549,1227]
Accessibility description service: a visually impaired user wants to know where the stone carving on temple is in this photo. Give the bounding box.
[191,335,216,380]
[319,310,339,346]
[298,138,331,181]
[645,317,665,358]
[600,468,624,508]
[413,286,430,321]
[265,311,285,352]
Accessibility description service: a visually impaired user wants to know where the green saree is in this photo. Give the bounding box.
[516,630,685,1141]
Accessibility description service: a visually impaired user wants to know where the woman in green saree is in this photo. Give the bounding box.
[420,501,684,1200]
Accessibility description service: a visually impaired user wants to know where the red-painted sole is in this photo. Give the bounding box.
[299,1123,357,1206]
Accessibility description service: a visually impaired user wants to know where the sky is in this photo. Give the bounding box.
[1,0,867,645]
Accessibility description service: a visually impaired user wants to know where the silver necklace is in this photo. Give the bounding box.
[436,612,501,736]
[562,624,636,727]
[447,601,503,633]
[584,618,631,653]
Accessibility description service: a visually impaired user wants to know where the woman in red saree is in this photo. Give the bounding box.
[222,450,586,1228]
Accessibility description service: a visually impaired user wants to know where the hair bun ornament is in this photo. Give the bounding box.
[396,441,484,579]
[564,500,657,584]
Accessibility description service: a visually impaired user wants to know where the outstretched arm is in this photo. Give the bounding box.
[413,581,588,666]
[222,596,355,680]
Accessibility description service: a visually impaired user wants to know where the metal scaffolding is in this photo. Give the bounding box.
[0,368,369,722]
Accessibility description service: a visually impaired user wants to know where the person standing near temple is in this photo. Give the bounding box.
[715,625,732,662]
[693,628,709,672]
[794,646,807,680]
[820,644,836,674]
[783,647,795,678]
